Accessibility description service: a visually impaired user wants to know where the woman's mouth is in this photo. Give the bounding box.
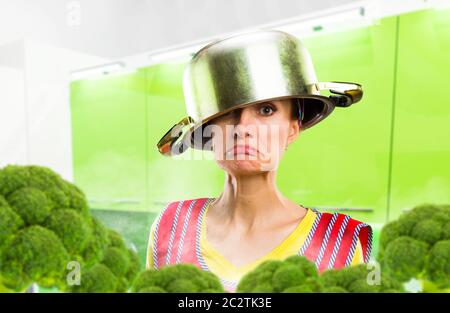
[228,144,258,156]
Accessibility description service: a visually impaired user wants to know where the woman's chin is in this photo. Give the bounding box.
[218,158,278,174]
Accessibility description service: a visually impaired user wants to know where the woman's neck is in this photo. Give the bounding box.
[209,171,306,234]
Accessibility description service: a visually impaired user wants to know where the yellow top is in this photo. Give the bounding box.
[146,201,364,285]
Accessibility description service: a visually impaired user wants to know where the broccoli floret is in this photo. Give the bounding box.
[0,202,24,251]
[0,165,30,197]
[318,263,404,293]
[319,264,366,291]
[116,277,130,293]
[272,264,307,292]
[125,248,142,283]
[81,217,110,266]
[252,283,275,293]
[321,286,348,293]
[0,195,8,207]
[131,264,224,293]
[236,260,283,293]
[411,219,443,245]
[27,165,71,209]
[272,264,312,292]
[284,255,318,277]
[347,279,379,293]
[237,256,321,293]
[44,209,92,255]
[442,221,450,240]
[282,285,315,293]
[0,226,69,291]
[138,286,166,293]
[281,277,323,293]
[101,247,130,277]
[166,278,199,292]
[98,231,141,291]
[378,220,406,259]
[64,181,88,215]
[378,273,405,292]
[381,237,429,282]
[425,240,450,289]
[107,229,127,250]
[70,264,118,293]
[7,187,52,225]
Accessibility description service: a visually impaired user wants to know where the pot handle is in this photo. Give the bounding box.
[315,81,363,107]
[156,116,195,156]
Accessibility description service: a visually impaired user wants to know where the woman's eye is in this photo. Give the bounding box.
[259,104,276,116]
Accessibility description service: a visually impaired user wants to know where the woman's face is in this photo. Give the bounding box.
[207,98,301,175]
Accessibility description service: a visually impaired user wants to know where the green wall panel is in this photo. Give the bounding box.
[388,9,450,220]
[70,69,149,211]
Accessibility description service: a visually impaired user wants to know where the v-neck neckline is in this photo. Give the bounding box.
[199,197,313,273]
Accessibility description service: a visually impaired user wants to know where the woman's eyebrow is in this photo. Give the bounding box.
[258,101,276,106]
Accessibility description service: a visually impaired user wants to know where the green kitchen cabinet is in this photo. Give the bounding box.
[70,69,149,211]
[277,16,399,225]
[388,9,450,221]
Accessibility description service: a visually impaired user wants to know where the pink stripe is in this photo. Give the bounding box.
[168,200,191,264]
[180,197,209,267]
[155,201,181,268]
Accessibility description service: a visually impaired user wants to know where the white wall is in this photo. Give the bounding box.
[0,40,106,180]
[0,0,357,59]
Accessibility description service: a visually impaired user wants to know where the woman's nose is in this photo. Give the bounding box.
[232,107,256,138]
[234,107,254,126]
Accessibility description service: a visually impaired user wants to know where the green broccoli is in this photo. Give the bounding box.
[318,264,404,293]
[81,216,110,266]
[378,203,450,290]
[107,229,127,250]
[0,165,30,196]
[237,256,323,293]
[27,165,71,209]
[69,263,118,293]
[65,181,89,215]
[7,187,52,225]
[101,247,130,277]
[0,194,8,207]
[65,240,141,293]
[425,240,450,289]
[382,237,429,282]
[237,255,404,293]
[125,248,141,283]
[0,225,69,291]
[132,264,224,293]
[0,200,24,251]
[44,209,92,255]
[0,164,141,293]
[321,286,349,293]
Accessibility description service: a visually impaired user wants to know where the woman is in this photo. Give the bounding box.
[147,30,372,292]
